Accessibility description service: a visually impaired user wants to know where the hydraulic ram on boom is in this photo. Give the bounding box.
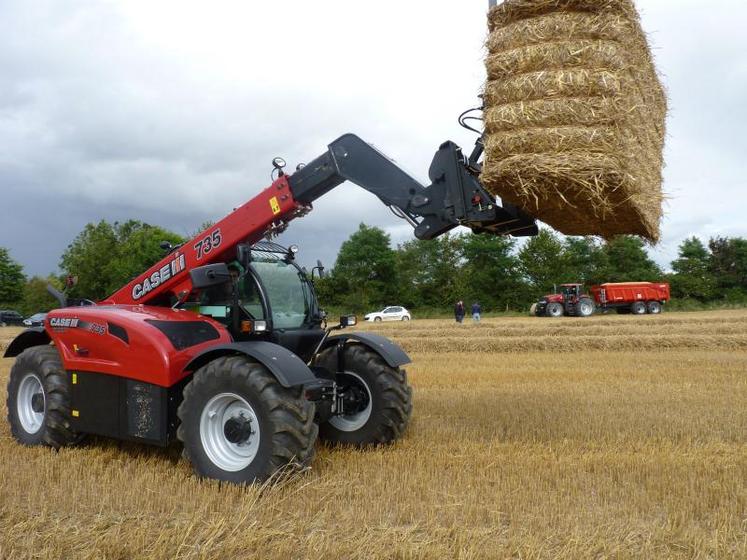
[104,133,537,307]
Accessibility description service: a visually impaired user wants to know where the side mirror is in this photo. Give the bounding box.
[340,315,357,328]
[190,263,231,289]
[312,260,325,280]
[236,244,251,267]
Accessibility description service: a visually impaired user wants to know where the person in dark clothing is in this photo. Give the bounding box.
[471,301,482,323]
[454,300,465,323]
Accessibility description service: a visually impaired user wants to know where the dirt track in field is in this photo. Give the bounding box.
[1,310,745,559]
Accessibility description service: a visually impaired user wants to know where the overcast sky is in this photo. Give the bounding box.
[1,0,745,278]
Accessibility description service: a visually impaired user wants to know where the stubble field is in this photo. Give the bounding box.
[0,310,745,559]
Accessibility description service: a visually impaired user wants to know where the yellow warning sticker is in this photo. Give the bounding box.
[269,196,281,215]
[72,373,77,385]
[72,410,80,418]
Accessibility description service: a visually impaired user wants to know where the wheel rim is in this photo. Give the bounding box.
[549,305,562,317]
[330,372,373,432]
[17,373,45,434]
[199,392,260,472]
[580,302,593,316]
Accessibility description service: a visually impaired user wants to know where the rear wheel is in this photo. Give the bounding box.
[546,302,564,318]
[576,298,594,317]
[315,344,412,446]
[631,301,647,315]
[6,345,79,448]
[401,316,410,321]
[177,356,317,483]
[647,301,662,314]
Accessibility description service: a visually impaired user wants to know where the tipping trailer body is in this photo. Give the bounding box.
[589,282,670,310]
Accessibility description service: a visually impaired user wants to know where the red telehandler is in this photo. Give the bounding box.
[4,132,538,483]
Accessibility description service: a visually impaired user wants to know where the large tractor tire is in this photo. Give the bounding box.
[177,356,317,484]
[631,301,647,315]
[546,302,564,318]
[576,298,595,317]
[647,301,662,314]
[315,343,412,446]
[6,345,79,448]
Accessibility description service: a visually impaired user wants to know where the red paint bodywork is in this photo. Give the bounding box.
[46,175,304,387]
[101,175,303,306]
[589,282,670,306]
[46,306,232,388]
[542,284,584,305]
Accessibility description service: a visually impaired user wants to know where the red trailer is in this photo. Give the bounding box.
[589,282,670,315]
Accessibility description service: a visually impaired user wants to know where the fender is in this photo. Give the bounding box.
[3,327,51,358]
[183,341,317,388]
[322,332,411,368]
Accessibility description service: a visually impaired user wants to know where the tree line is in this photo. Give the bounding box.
[0,220,746,316]
[315,225,747,314]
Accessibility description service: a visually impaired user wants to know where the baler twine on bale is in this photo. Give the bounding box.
[482,0,667,241]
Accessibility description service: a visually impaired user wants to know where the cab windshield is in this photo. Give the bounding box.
[248,251,312,329]
[561,285,579,297]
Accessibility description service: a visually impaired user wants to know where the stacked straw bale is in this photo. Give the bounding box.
[482,0,667,241]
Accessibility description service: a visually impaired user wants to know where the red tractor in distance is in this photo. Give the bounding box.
[4,131,538,484]
[534,282,671,317]
[534,284,595,317]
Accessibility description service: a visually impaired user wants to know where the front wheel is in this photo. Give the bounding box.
[177,356,317,484]
[315,344,412,446]
[546,302,564,318]
[373,317,382,323]
[6,345,79,448]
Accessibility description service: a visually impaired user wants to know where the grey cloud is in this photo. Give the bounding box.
[1,0,746,280]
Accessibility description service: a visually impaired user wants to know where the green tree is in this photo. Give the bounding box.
[326,224,398,313]
[563,237,609,285]
[518,229,569,294]
[670,237,716,301]
[461,233,523,311]
[60,220,184,300]
[602,236,662,282]
[709,237,747,300]
[396,234,465,309]
[21,275,62,315]
[0,247,26,307]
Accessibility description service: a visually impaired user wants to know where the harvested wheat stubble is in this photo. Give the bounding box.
[482,0,666,241]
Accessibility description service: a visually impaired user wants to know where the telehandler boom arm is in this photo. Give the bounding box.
[103,133,537,307]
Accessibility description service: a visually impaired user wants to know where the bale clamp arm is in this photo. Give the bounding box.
[288,133,537,240]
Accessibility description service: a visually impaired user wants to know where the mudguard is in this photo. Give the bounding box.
[322,332,411,368]
[183,341,317,388]
[3,327,51,358]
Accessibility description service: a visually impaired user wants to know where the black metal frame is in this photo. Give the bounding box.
[288,134,537,240]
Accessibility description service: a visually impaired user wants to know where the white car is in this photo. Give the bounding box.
[365,306,411,322]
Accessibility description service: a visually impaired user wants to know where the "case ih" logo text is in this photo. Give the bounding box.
[132,253,186,301]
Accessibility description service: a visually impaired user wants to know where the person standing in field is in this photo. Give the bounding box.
[472,301,482,323]
[454,300,465,323]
